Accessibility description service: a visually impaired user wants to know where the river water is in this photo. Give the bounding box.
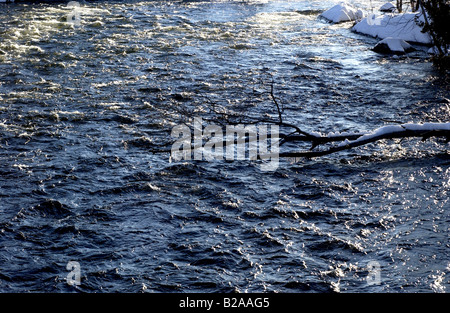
[0,0,449,293]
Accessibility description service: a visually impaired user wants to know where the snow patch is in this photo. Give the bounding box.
[427,46,449,55]
[402,122,450,131]
[428,46,440,54]
[335,123,450,148]
[346,125,404,145]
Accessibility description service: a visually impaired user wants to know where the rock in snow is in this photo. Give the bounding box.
[379,2,396,12]
[373,37,414,54]
[320,2,364,23]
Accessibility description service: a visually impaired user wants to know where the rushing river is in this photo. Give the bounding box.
[0,0,449,293]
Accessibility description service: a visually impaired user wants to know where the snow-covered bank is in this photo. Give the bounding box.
[352,11,432,45]
[320,2,435,54]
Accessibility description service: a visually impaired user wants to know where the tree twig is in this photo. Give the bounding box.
[270,83,283,125]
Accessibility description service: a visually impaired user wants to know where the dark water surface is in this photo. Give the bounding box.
[0,0,449,292]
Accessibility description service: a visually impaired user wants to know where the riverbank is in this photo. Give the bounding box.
[320,2,434,54]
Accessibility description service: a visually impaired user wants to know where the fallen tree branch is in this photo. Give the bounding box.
[163,122,449,160]
[143,82,449,161]
[277,123,450,158]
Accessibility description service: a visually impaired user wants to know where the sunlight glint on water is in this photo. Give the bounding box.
[0,0,448,293]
